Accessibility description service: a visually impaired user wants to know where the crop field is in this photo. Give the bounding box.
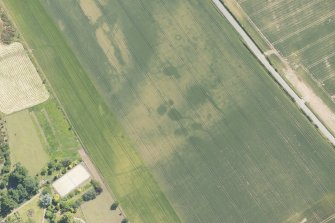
[4,0,335,223]
[0,42,49,114]
[231,0,335,98]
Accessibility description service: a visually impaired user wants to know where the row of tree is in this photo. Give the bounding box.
[0,10,17,44]
[0,144,10,175]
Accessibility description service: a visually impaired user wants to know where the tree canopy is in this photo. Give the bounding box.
[0,164,39,217]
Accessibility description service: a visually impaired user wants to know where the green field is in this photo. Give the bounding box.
[17,195,45,223]
[30,99,80,159]
[231,0,335,96]
[79,189,121,223]
[6,195,45,223]
[4,0,335,222]
[6,110,49,175]
[5,98,80,175]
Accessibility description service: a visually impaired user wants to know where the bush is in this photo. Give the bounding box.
[52,194,60,204]
[60,202,69,211]
[121,218,129,223]
[111,201,119,210]
[55,203,61,211]
[40,168,46,176]
[58,212,73,223]
[82,189,97,201]
[1,164,10,174]
[72,199,82,209]
[0,180,6,189]
[74,188,81,195]
[45,210,54,219]
[61,159,71,168]
[41,186,52,195]
[40,193,52,208]
[91,180,103,194]
[47,161,56,172]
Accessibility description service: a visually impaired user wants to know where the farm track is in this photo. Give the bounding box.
[213,0,335,146]
[5,0,335,222]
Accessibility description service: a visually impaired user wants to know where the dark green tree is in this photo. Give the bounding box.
[121,218,129,223]
[23,176,38,196]
[7,189,20,203]
[58,212,74,223]
[45,210,54,220]
[8,163,27,188]
[16,184,28,202]
[61,159,71,168]
[0,194,17,216]
[91,180,103,194]
[40,193,52,208]
[82,189,97,201]
[111,201,119,210]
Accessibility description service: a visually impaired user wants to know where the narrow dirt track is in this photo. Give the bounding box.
[213,0,335,146]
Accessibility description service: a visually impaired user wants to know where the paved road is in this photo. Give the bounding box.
[212,0,335,146]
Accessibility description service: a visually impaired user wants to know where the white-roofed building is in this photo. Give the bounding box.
[52,164,91,197]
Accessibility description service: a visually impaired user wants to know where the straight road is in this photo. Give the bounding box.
[212,0,335,146]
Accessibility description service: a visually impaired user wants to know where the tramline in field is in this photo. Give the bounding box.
[231,0,335,97]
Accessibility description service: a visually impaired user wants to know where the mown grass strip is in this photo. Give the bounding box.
[1,1,181,222]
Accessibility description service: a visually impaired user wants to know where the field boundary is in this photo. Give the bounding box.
[214,0,335,146]
[78,148,126,219]
[223,0,335,135]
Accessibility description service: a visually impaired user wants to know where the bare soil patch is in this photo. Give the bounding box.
[79,0,102,24]
[285,66,335,133]
[96,27,122,72]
